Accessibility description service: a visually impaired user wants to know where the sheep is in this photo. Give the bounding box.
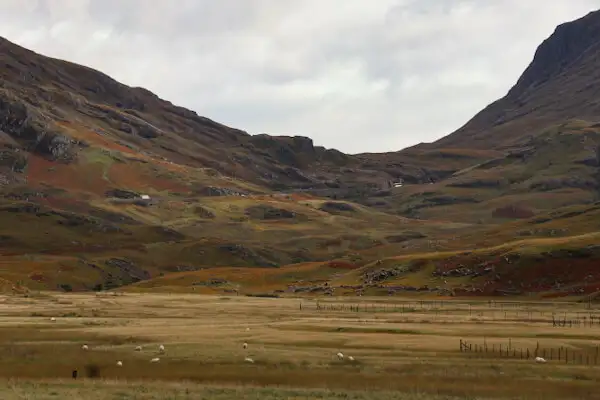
[348,356,355,361]
[116,361,123,367]
[135,346,142,351]
[244,357,254,363]
[158,344,165,353]
[81,344,89,351]
[243,342,248,349]
[150,357,160,363]
[50,317,56,322]
[246,327,250,332]
[336,352,344,360]
[535,357,547,363]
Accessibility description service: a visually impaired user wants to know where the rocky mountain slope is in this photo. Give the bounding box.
[1,9,600,296]
[362,10,600,222]
[0,35,459,292]
[435,9,600,150]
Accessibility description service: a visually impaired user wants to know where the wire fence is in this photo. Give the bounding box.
[301,300,600,327]
[459,339,600,365]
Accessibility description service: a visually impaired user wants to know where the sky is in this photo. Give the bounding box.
[1,1,599,154]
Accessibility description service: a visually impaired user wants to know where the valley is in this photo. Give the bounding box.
[1,11,600,299]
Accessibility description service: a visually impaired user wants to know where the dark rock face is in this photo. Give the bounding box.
[510,10,600,98]
[319,201,356,214]
[196,186,248,197]
[0,95,79,162]
[36,133,78,161]
[104,258,150,282]
[105,188,139,199]
[363,263,421,284]
[245,205,297,220]
[247,134,317,169]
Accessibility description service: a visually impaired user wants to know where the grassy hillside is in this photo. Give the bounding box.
[3,9,600,297]
[125,225,600,300]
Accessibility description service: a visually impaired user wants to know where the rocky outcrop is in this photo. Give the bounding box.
[319,201,356,214]
[0,94,80,162]
[195,186,248,197]
[245,205,298,220]
[105,188,139,199]
[104,258,151,282]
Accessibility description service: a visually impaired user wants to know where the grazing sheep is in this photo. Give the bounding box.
[150,357,160,363]
[336,352,344,360]
[135,346,142,351]
[243,342,248,349]
[81,344,89,350]
[535,357,547,363]
[158,344,165,353]
[348,356,355,361]
[50,317,56,322]
[116,361,123,367]
[244,357,254,363]
[246,327,250,332]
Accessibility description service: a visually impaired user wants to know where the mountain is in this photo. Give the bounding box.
[367,10,600,222]
[435,9,600,149]
[2,9,600,298]
[0,35,457,292]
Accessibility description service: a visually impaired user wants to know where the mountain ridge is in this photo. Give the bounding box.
[1,9,600,297]
[432,9,600,150]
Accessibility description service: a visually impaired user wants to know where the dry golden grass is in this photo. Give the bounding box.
[0,293,599,398]
[0,379,466,400]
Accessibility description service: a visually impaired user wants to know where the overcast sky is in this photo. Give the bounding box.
[1,1,599,154]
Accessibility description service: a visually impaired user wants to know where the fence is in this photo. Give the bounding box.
[459,339,600,365]
[551,314,600,328]
[302,300,600,328]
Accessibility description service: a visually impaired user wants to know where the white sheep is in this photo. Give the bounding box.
[81,344,89,350]
[116,361,123,367]
[535,357,546,363]
[243,342,248,349]
[158,344,165,353]
[336,352,344,360]
[246,327,250,332]
[50,317,56,322]
[244,357,254,363]
[150,357,160,363]
[135,345,142,351]
[348,356,355,361]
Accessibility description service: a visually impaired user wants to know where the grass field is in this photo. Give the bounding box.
[0,380,469,400]
[1,293,600,399]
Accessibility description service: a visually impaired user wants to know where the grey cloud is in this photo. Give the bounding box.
[1,0,599,154]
